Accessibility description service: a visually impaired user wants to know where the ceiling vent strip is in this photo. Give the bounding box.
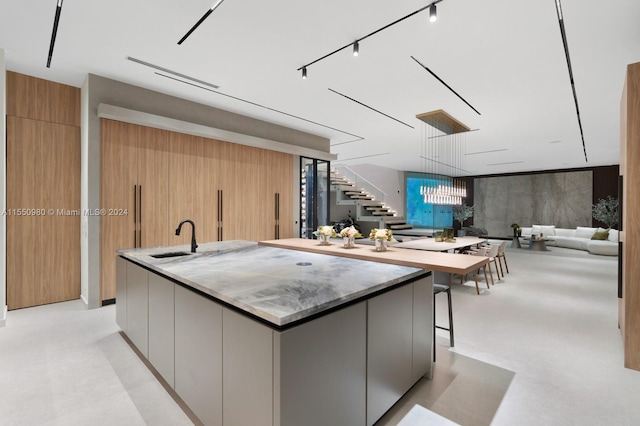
[126,56,220,89]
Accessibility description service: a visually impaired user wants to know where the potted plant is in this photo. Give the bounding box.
[453,203,474,237]
[510,223,522,237]
[592,196,619,229]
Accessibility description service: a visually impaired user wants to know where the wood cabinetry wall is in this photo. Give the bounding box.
[5,72,81,310]
[101,119,293,302]
[620,62,640,371]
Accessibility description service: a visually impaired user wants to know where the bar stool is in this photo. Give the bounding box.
[433,283,454,361]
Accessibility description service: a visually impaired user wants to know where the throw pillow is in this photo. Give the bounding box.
[608,229,619,242]
[591,230,609,240]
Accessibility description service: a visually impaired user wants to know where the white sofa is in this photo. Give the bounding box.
[519,225,618,256]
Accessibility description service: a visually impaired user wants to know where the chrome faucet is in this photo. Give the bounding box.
[175,219,198,253]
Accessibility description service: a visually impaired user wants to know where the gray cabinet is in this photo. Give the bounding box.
[115,256,127,331]
[367,284,414,425]
[175,285,223,426]
[223,309,274,426]
[126,261,149,358]
[148,273,175,388]
[276,302,367,426]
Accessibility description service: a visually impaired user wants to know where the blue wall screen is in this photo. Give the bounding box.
[406,173,453,228]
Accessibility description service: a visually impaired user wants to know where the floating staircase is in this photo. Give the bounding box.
[331,170,412,229]
[385,218,414,232]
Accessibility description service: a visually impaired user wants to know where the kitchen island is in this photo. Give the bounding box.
[116,240,433,426]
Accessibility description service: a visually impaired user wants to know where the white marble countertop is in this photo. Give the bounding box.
[118,240,426,328]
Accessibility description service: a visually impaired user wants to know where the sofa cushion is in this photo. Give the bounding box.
[555,237,587,250]
[532,225,555,236]
[575,226,597,239]
[608,229,619,242]
[554,228,576,237]
[588,240,618,256]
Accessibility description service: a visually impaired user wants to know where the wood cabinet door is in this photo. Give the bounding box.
[168,133,218,247]
[6,117,80,310]
[137,125,170,248]
[101,119,137,301]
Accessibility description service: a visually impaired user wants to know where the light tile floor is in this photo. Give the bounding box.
[1,246,638,425]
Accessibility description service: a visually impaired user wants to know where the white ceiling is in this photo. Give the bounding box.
[1,0,638,176]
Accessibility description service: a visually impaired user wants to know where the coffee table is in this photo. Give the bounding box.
[523,237,549,251]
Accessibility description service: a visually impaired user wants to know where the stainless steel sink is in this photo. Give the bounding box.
[150,251,192,259]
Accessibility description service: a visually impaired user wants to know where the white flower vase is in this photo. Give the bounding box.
[375,239,387,252]
[319,235,330,245]
[343,237,355,249]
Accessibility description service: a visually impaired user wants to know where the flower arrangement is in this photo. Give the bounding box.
[510,223,522,237]
[369,228,394,241]
[340,226,362,239]
[313,225,337,238]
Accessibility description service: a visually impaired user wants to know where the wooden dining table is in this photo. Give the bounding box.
[259,237,490,294]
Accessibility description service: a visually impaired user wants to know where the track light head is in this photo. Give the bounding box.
[429,4,437,23]
[353,41,359,57]
[302,67,307,79]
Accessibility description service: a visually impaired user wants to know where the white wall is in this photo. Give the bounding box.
[0,49,7,326]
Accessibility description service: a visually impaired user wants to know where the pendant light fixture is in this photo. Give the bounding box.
[417,110,470,206]
[353,41,359,57]
[302,67,307,79]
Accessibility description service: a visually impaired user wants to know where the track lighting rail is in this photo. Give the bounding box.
[297,0,443,77]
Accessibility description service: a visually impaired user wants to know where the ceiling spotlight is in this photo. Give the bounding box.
[302,67,307,79]
[353,41,359,57]
[429,4,437,23]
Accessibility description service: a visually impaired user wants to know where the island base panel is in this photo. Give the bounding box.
[367,284,415,425]
[223,308,273,426]
[175,284,223,426]
[275,302,367,426]
[148,273,175,388]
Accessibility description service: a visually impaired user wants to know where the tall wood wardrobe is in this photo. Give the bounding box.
[5,72,81,310]
[620,61,640,371]
[100,119,294,302]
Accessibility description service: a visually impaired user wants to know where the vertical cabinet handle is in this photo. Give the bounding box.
[133,185,142,248]
[133,185,138,247]
[275,192,280,239]
[138,185,142,247]
[217,190,224,241]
